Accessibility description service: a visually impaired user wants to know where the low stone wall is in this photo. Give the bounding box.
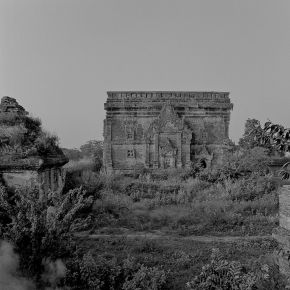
[2,170,38,188]
[1,167,66,194]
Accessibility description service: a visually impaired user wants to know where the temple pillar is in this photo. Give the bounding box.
[177,133,182,168]
[153,133,159,169]
[104,119,113,172]
[145,143,150,168]
[185,140,191,169]
[224,115,230,138]
[50,168,54,191]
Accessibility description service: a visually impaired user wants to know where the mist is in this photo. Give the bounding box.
[0,240,34,290]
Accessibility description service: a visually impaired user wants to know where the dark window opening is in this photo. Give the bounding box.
[127,132,134,140]
[199,159,207,168]
[127,149,135,158]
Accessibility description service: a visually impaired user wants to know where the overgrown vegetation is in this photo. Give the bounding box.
[0,185,93,287]
[186,248,286,290]
[1,118,289,289]
[76,146,278,238]
[0,113,61,156]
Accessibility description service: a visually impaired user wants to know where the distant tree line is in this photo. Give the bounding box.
[62,140,103,171]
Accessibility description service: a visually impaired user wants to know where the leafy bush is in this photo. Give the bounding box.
[0,124,27,146]
[223,175,278,202]
[0,111,62,157]
[65,252,121,289]
[239,118,267,150]
[123,265,167,290]
[34,131,60,155]
[65,252,167,290]
[217,147,271,179]
[0,185,93,287]
[186,248,286,290]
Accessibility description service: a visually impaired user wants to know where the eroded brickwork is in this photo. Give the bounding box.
[103,91,233,173]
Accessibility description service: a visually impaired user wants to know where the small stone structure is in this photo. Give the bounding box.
[0,96,68,193]
[266,156,290,285]
[272,158,290,283]
[273,184,290,283]
[0,154,68,194]
[103,91,233,173]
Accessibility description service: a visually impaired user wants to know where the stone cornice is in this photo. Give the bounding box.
[0,154,68,171]
[105,91,233,110]
[107,91,230,101]
[105,102,233,110]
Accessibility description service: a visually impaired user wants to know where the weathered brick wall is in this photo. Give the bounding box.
[186,116,226,144]
[112,144,146,169]
[2,167,66,194]
[104,91,233,172]
[2,170,38,188]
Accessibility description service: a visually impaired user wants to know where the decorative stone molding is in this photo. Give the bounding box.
[145,103,192,139]
[107,91,230,101]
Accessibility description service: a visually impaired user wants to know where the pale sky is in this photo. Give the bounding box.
[0,0,290,148]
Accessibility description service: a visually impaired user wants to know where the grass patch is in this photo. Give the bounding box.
[86,172,279,236]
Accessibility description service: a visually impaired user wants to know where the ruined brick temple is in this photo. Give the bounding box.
[103,91,233,173]
[0,97,68,193]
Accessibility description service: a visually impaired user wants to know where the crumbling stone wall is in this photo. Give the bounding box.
[103,91,233,173]
[0,96,28,115]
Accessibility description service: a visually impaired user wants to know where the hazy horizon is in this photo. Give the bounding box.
[1,0,290,148]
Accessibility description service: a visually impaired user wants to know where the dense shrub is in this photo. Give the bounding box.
[217,147,271,179]
[186,248,256,289]
[123,265,167,290]
[0,185,93,287]
[34,131,60,155]
[186,248,286,290]
[0,112,61,156]
[65,252,167,290]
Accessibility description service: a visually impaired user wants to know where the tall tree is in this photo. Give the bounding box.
[80,140,103,171]
[262,122,290,153]
[239,118,264,149]
[261,121,290,179]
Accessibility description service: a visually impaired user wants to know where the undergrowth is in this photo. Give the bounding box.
[80,169,279,236]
